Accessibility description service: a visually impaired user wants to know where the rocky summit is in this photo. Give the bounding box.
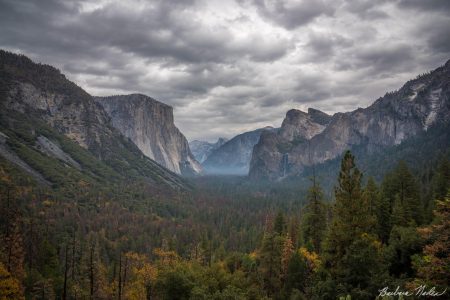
[249,60,450,180]
[95,94,202,175]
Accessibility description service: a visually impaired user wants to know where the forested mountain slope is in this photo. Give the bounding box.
[0,50,186,190]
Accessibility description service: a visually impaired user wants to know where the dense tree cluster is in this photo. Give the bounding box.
[0,151,449,299]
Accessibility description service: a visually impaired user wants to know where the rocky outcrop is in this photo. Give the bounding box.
[0,131,51,185]
[203,127,277,175]
[5,81,111,150]
[35,135,81,170]
[95,94,202,175]
[189,138,228,163]
[278,108,331,142]
[250,60,450,180]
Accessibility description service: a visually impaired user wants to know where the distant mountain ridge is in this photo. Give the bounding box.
[203,127,277,175]
[189,138,228,163]
[250,59,450,180]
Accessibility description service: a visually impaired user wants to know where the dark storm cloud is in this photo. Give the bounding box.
[342,0,389,19]
[302,31,354,62]
[348,44,415,74]
[396,0,450,12]
[252,0,335,29]
[0,0,289,65]
[414,18,450,54]
[0,0,449,141]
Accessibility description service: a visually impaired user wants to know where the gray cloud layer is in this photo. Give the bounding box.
[0,0,449,141]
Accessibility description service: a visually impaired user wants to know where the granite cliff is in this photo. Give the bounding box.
[95,94,202,175]
[250,60,450,180]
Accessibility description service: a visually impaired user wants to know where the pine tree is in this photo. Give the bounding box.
[259,229,283,296]
[323,151,383,298]
[274,211,286,236]
[363,177,379,217]
[376,197,391,244]
[433,157,450,201]
[386,225,424,278]
[324,151,373,259]
[283,251,308,298]
[364,177,393,242]
[391,195,410,227]
[384,161,422,225]
[301,177,327,253]
[287,217,300,248]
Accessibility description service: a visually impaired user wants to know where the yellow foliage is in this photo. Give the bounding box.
[0,262,24,300]
[361,232,382,251]
[299,247,321,271]
[77,179,90,188]
[0,166,12,184]
[122,252,156,300]
[153,248,180,266]
[42,200,53,207]
[371,238,382,250]
[248,251,258,260]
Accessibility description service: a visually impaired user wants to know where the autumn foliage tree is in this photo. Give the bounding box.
[413,194,450,288]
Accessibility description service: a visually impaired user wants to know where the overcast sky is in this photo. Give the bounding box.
[1,0,449,141]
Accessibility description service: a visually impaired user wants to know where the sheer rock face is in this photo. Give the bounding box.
[250,60,450,180]
[189,138,228,163]
[95,94,202,175]
[5,82,111,150]
[202,127,277,175]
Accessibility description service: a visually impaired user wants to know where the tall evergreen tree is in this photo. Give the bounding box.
[259,228,283,297]
[324,151,373,258]
[377,198,391,244]
[283,251,308,298]
[301,177,327,253]
[274,211,286,236]
[323,151,383,299]
[383,161,422,225]
[433,157,450,201]
[364,177,391,242]
[363,177,379,217]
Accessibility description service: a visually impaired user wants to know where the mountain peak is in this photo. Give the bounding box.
[307,108,332,125]
[250,59,450,180]
[286,109,307,118]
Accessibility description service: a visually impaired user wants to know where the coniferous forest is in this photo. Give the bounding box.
[1,150,449,299]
